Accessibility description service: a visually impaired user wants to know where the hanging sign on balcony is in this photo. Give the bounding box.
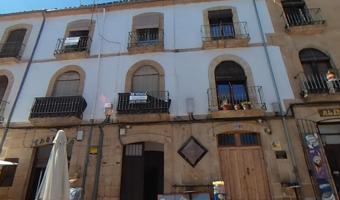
[129,92,148,104]
[318,108,340,117]
[64,37,80,46]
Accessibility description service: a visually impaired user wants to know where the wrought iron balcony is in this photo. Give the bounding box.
[201,22,249,41]
[30,96,87,119]
[116,91,171,114]
[282,8,325,28]
[54,36,91,55]
[295,71,340,97]
[128,29,164,49]
[207,86,266,112]
[0,42,25,59]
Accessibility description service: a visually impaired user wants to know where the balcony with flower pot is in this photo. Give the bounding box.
[207,86,266,118]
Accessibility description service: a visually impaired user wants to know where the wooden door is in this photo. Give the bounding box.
[219,146,270,200]
[120,143,144,200]
[324,144,340,195]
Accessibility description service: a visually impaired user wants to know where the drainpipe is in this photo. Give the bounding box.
[92,118,108,200]
[0,10,46,154]
[81,7,105,200]
[251,0,301,191]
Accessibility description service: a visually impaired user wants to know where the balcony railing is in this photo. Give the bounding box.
[295,71,340,97]
[54,36,92,55]
[0,42,25,59]
[282,8,325,28]
[207,86,266,111]
[116,91,171,114]
[128,29,164,48]
[201,22,249,41]
[30,96,87,119]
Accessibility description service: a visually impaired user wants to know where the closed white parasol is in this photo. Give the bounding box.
[35,130,70,200]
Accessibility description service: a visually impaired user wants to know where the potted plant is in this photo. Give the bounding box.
[326,70,336,81]
[234,104,242,110]
[241,101,252,110]
[220,100,233,110]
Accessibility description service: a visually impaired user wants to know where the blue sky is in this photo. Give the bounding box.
[1,0,115,14]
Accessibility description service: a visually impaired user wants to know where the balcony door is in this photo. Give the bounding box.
[282,0,311,26]
[52,71,80,97]
[132,65,160,95]
[215,61,248,108]
[299,48,335,93]
[208,9,235,39]
[0,28,26,58]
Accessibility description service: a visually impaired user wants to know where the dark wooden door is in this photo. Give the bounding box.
[25,145,52,200]
[120,143,145,200]
[325,144,340,195]
[1,29,26,57]
[144,151,164,200]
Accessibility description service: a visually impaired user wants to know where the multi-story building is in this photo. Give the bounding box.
[266,0,340,199]
[0,0,336,199]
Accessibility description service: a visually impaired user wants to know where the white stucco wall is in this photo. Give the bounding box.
[11,46,294,122]
[0,0,295,123]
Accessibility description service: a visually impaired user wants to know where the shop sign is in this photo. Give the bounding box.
[318,108,340,117]
[32,135,71,147]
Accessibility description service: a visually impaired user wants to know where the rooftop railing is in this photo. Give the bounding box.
[30,96,87,119]
[281,8,325,28]
[54,36,91,55]
[201,22,249,41]
[116,91,171,114]
[0,42,25,59]
[207,86,266,111]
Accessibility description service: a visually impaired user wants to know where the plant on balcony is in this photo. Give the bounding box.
[241,101,252,110]
[234,104,242,110]
[220,100,233,110]
[326,70,337,81]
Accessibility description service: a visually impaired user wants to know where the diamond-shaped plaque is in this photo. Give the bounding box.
[178,136,208,167]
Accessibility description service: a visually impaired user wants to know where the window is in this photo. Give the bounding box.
[282,0,312,26]
[208,10,235,39]
[52,71,80,97]
[0,158,18,187]
[132,65,160,93]
[215,61,247,108]
[218,133,260,147]
[299,48,331,76]
[0,76,8,101]
[218,134,236,146]
[0,29,26,58]
[131,13,163,47]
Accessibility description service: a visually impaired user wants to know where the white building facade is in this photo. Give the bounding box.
[0,0,316,200]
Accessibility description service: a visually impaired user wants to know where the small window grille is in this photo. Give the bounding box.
[218,134,236,146]
[240,133,260,146]
[125,144,143,156]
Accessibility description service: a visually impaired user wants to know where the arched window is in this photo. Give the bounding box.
[52,71,80,97]
[215,61,247,107]
[132,65,160,92]
[0,76,8,100]
[0,28,26,58]
[299,48,331,76]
